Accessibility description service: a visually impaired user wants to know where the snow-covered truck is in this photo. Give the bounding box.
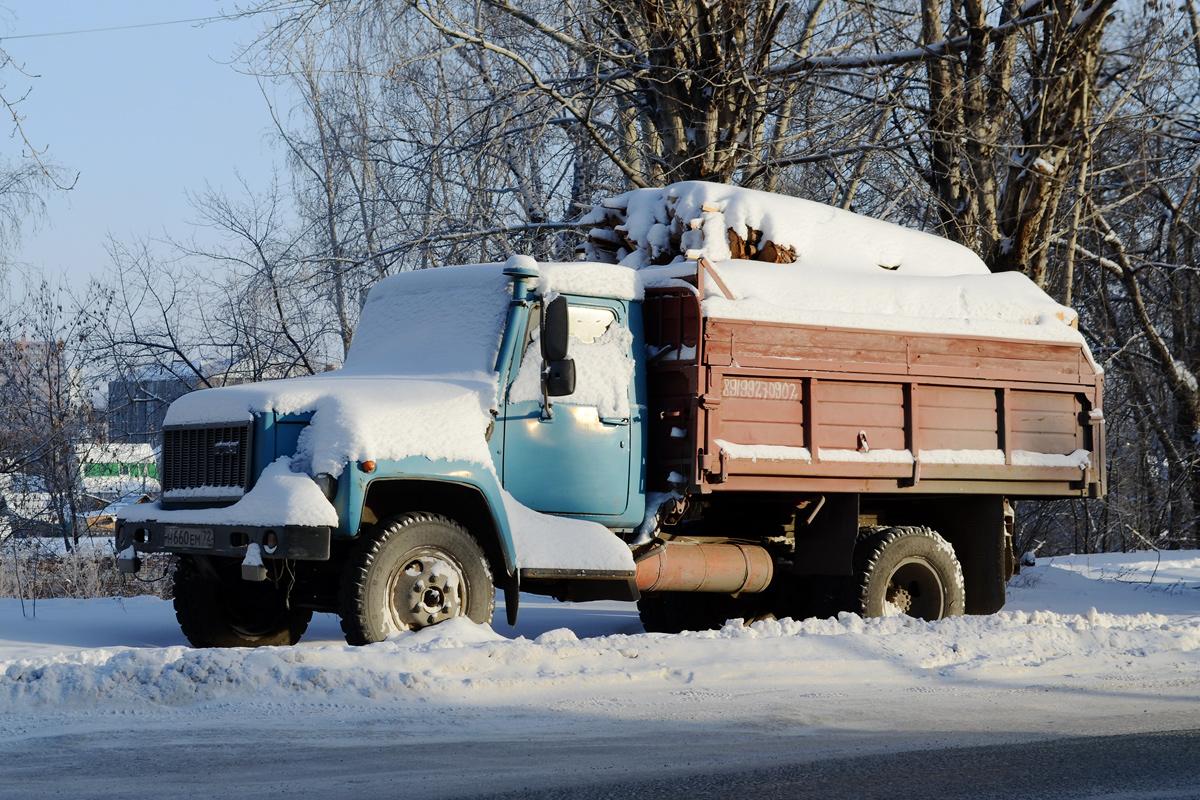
[116,182,1104,646]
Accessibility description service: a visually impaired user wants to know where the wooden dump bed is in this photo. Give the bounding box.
[644,287,1105,499]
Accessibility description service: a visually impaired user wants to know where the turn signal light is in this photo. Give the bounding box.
[361,460,376,473]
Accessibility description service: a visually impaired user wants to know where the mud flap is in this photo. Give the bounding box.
[927,496,1008,615]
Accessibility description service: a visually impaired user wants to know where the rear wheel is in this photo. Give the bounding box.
[173,556,311,648]
[338,513,494,645]
[853,526,964,620]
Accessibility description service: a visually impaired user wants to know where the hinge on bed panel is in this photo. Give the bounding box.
[702,448,729,484]
[700,450,724,482]
[900,458,921,488]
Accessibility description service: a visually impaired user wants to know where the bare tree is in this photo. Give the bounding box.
[0,271,103,549]
[0,43,75,259]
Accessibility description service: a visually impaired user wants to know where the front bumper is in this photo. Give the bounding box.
[115,520,331,573]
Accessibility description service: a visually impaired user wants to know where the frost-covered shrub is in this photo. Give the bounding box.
[0,536,173,600]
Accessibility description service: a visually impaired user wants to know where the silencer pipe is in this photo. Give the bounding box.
[635,542,774,594]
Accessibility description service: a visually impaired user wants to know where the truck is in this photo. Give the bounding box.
[116,182,1104,646]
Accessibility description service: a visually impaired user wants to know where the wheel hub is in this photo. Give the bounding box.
[886,582,913,615]
[389,553,465,630]
[886,556,946,620]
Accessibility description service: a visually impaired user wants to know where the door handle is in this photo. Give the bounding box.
[599,416,629,426]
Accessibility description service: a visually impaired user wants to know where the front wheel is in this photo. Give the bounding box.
[173,556,312,648]
[854,526,965,620]
[338,514,495,645]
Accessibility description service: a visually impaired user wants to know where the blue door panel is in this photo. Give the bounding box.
[502,401,631,514]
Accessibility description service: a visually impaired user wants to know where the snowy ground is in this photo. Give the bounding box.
[1,551,1198,798]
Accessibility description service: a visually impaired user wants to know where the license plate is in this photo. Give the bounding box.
[164,526,215,549]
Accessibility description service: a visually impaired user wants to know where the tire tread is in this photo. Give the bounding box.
[338,513,494,645]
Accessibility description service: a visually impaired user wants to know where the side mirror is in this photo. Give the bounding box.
[542,295,570,362]
[544,358,576,397]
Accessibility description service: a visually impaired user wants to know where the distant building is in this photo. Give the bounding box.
[106,362,242,446]
[77,442,159,498]
[106,365,194,445]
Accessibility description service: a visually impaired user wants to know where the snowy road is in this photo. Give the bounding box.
[1,552,1199,798]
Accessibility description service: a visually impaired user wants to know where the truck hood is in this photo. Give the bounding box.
[165,372,498,479]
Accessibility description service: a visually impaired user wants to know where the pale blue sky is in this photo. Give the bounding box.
[2,2,283,284]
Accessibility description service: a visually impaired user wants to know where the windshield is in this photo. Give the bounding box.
[342,264,512,379]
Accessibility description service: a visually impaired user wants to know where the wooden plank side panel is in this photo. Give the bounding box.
[717,377,807,448]
[714,317,1092,386]
[917,385,999,451]
[1009,390,1084,454]
[715,319,908,372]
[815,381,907,450]
[909,336,1082,380]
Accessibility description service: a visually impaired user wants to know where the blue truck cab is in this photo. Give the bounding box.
[116,258,650,647]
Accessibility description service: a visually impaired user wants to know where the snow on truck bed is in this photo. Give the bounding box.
[589,181,1089,349]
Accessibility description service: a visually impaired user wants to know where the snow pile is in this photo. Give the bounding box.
[584,180,992,277]
[585,181,1085,346]
[3,551,1199,715]
[2,602,1197,714]
[688,260,1086,344]
[1008,551,1200,618]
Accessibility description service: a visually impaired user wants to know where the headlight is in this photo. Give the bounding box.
[313,472,338,501]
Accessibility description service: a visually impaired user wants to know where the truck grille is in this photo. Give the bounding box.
[161,422,253,501]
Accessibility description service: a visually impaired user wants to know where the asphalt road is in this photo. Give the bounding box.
[3,720,1198,799]
[481,730,1200,800]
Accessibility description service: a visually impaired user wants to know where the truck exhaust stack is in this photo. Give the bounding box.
[635,542,774,594]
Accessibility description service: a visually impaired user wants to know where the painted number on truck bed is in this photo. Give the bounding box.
[722,379,800,401]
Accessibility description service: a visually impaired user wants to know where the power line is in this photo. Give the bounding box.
[0,13,256,41]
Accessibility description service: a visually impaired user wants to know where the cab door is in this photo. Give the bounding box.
[500,300,634,516]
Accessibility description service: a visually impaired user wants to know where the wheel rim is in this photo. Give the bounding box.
[386,547,468,630]
[884,556,946,620]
